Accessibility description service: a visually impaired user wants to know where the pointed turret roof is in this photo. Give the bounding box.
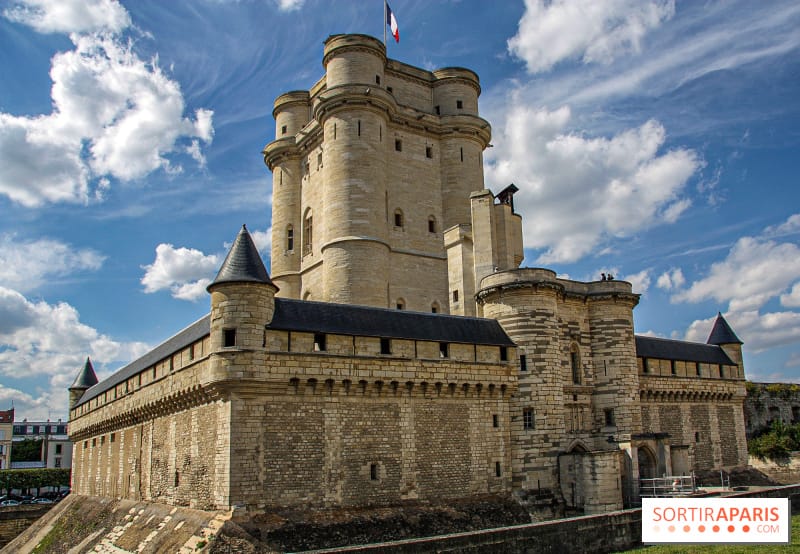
[70,357,98,390]
[207,225,274,290]
[707,312,743,345]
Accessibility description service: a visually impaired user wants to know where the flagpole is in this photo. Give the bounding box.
[383,0,387,46]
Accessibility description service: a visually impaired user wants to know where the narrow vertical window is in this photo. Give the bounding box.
[303,209,313,255]
[500,347,508,361]
[223,328,236,347]
[523,408,534,430]
[380,338,391,354]
[439,342,449,358]
[456,99,463,109]
[394,209,403,228]
[358,120,361,136]
[426,146,432,158]
[696,362,701,376]
[520,354,527,372]
[452,289,459,302]
[428,216,436,233]
[370,463,378,481]
[671,360,677,375]
[719,364,724,378]
[460,147,463,162]
[495,461,501,477]
[434,105,440,115]
[334,122,337,139]
[314,333,326,352]
[395,139,402,151]
[643,358,649,374]
[286,225,294,251]
[375,75,381,85]
[604,408,615,427]
[571,346,581,384]
[492,414,499,428]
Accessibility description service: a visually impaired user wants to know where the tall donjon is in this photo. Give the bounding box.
[264,34,491,312]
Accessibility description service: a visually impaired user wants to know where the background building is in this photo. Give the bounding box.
[11,418,71,470]
[0,408,13,470]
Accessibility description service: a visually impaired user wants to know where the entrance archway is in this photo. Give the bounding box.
[638,446,657,479]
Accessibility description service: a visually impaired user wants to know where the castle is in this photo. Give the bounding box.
[67,34,747,517]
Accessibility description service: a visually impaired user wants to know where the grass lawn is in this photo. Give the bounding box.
[626,513,799,553]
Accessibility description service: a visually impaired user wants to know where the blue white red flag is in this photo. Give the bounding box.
[386,2,400,43]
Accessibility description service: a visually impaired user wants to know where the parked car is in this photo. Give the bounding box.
[0,499,21,507]
[33,498,54,504]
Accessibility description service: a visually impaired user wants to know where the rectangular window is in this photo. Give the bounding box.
[281,125,287,135]
[604,408,615,427]
[492,414,499,428]
[110,433,116,443]
[523,408,535,430]
[439,342,449,358]
[370,463,378,481]
[287,227,294,251]
[380,338,391,355]
[642,358,649,374]
[696,362,701,376]
[434,105,440,115]
[520,354,527,372]
[719,364,724,378]
[426,146,432,158]
[375,75,381,85]
[223,328,236,347]
[452,289,459,302]
[495,461,501,477]
[314,333,326,352]
[456,99,463,109]
[500,347,508,361]
[55,444,62,455]
[394,212,403,227]
[395,139,402,151]
[54,457,61,468]
[671,360,677,375]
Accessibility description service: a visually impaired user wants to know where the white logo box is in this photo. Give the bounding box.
[642,497,790,544]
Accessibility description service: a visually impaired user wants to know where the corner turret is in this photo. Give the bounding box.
[69,357,98,409]
[707,312,744,379]
[207,225,278,353]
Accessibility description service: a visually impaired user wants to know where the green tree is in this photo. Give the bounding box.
[11,438,43,462]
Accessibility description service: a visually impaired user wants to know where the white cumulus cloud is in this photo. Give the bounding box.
[0,234,105,293]
[276,0,305,12]
[0,285,150,418]
[0,0,214,207]
[141,244,220,301]
[625,269,651,295]
[656,267,685,291]
[486,106,700,263]
[508,0,675,74]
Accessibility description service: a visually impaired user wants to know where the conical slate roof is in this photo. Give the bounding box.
[707,312,743,345]
[70,357,98,390]
[207,225,274,290]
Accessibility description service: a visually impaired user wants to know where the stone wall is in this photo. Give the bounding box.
[749,453,800,485]
[744,382,800,436]
[0,504,52,549]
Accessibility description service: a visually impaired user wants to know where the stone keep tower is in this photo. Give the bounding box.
[263,34,493,312]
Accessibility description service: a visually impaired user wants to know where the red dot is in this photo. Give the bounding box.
[743,525,750,533]
[728,525,735,533]
[683,525,691,532]
[698,525,706,532]
[713,525,720,532]
[668,525,676,533]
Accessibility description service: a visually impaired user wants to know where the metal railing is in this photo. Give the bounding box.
[639,474,696,497]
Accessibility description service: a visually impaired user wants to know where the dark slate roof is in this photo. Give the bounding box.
[635,335,735,365]
[77,315,210,406]
[207,225,273,290]
[69,358,98,390]
[73,299,515,408]
[270,298,516,346]
[707,312,743,345]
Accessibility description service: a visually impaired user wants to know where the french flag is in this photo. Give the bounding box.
[386,1,400,43]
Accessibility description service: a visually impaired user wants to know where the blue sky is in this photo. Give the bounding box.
[1,0,799,421]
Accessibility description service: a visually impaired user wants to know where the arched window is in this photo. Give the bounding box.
[431,301,440,313]
[303,209,313,255]
[428,216,436,233]
[570,344,582,384]
[394,209,404,228]
[395,298,405,310]
[286,225,294,251]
